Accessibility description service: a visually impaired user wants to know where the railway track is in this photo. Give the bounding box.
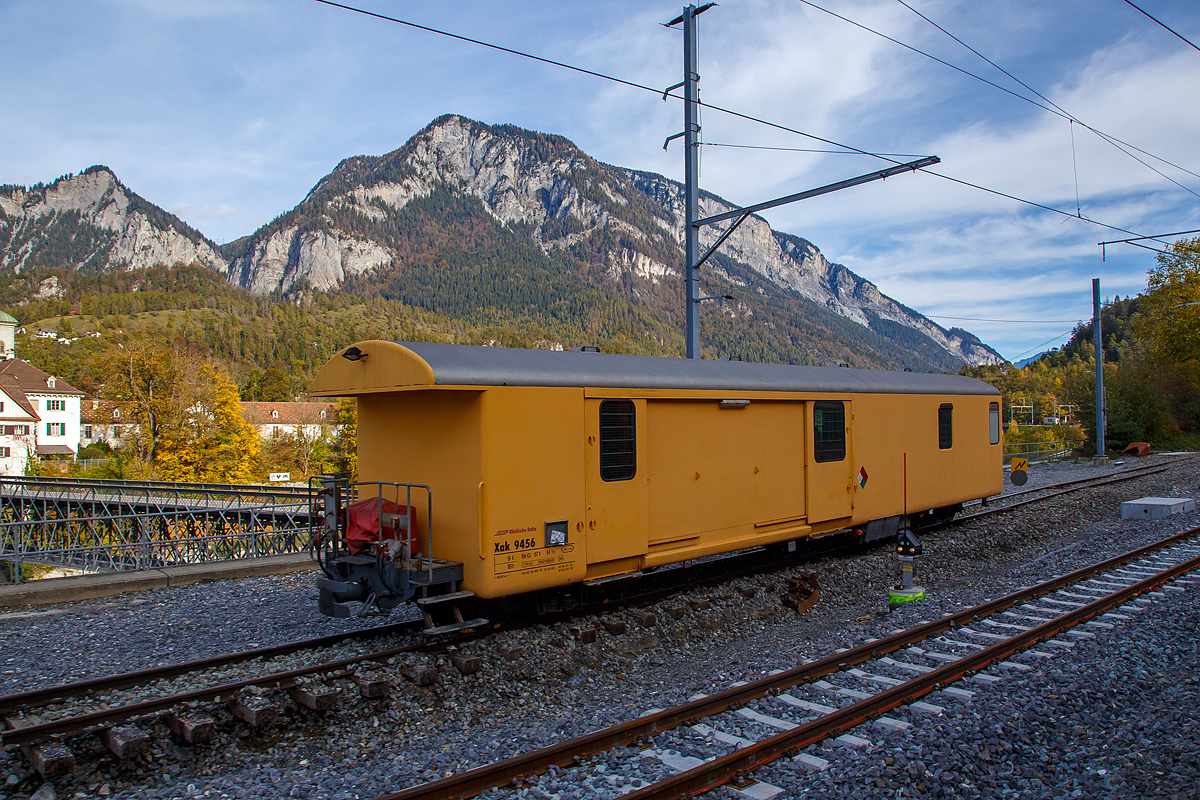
[372,524,1200,800]
[3,456,1189,783]
[0,535,839,770]
[933,458,1182,528]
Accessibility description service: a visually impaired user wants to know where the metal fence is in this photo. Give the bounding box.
[1002,440,1077,464]
[0,477,314,582]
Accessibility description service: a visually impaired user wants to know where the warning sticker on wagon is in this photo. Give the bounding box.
[493,544,575,577]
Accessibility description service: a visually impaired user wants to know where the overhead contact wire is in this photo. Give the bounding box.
[1122,0,1200,52]
[796,0,1200,190]
[311,0,1151,240]
[891,0,1200,198]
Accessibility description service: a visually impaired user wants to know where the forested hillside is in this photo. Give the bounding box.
[961,240,1200,452]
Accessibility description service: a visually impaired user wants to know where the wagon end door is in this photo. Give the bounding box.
[807,399,853,524]
[583,397,648,564]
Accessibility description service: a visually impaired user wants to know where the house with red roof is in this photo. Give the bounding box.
[0,359,85,475]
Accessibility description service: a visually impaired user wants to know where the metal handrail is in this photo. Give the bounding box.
[0,478,314,581]
[0,476,309,497]
[350,481,434,587]
[1002,440,1076,464]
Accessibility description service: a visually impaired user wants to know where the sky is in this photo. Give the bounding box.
[2,0,1199,361]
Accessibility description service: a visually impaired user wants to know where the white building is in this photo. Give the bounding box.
[239,402,339,440]
[0,360,84,474]
[81,400,130,448]
[0,383,37,476]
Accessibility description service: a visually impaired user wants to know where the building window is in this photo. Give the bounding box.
[46,399,65,412]
[989,402,1000,445]
[271,409,279,419]
[17,425,28,436]
[84,425,93,439]
[813,401,846,462]
[46,422,66,436]
[599,399,636,481]
[939,404,953,450]
[0,402,4,412]
[0,447,9,458]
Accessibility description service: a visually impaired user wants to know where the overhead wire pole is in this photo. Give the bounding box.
[663,4,714,359]
[665,4,936,358]
[1093,278,1107,464]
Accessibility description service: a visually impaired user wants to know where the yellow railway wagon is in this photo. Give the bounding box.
[310,341,1002,622]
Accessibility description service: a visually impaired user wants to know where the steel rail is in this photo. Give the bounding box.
[0,634,465,747]
[0,537,840,748]
[373,524,1200,800]
[967,461,1172,507]
[6,461,1188,753]
[945,464,1173,526]
[624,542,1200,799]
[0,546,808,717]
[0,619,420,716]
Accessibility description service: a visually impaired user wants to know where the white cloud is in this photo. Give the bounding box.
[4,0,1199,358]
[197,204,238,220]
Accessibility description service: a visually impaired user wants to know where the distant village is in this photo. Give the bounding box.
[0,312,341,480]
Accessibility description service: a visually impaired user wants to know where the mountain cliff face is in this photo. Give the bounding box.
[224,115,1002,368]
[1,120,1003,369]
[0,166,227,275]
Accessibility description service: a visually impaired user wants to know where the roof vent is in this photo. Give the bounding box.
[719,355,742,361]
[572,346,602,353]
[903,367,912,372]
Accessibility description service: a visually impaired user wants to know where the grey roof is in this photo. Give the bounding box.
[400,342,999,396]
[37,444,76,456]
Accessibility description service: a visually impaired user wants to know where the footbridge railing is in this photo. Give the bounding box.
[0,477,315,582]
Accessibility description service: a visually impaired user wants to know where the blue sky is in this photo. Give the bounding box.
[2,0,1198,361]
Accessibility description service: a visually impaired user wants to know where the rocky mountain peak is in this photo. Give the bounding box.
[0,166,226,274]
[222,115,1000,367]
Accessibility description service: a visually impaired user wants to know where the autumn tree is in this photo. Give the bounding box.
[101,342,201,476]
[155,366,262,483]
[1136,236,1200,366]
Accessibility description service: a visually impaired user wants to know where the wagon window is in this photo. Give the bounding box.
[939,404,953,450]
[599,399,636,481]
[813,401,845,462]
[989,402,1000,445]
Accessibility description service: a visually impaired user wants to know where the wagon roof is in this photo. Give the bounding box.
[310,340,999,396]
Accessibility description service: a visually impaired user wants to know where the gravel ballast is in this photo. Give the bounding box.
[1,454,1197,799]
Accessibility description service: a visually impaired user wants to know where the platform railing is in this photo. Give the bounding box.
[1002,440,1076,464]
[0,478,313,582]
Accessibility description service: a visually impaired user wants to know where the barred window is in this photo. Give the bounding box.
[599,399,636,481]
[813,401,846,462]
[939,404,953,450]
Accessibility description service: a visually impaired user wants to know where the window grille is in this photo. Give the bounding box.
[599,399,636,481]
[813,401,846,462]
[939,404,953,450]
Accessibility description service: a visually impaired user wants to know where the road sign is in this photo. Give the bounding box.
[1011,458,1028,486]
